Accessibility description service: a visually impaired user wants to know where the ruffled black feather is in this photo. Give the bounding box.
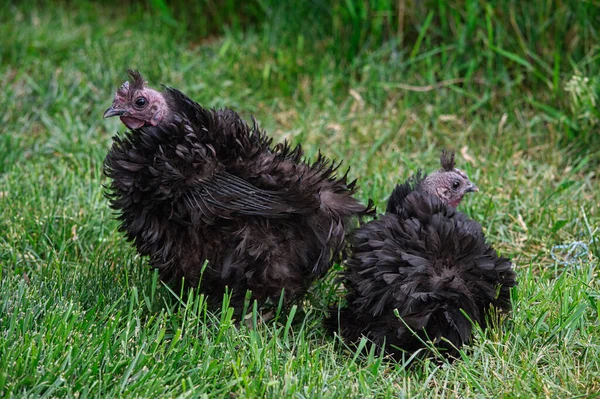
[104,86,374,314]
[326,177,516,360]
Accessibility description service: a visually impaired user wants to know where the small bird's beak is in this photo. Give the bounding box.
[465,184,479,193]
[103,106,126,119]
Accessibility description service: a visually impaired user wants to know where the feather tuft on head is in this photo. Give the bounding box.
[116,81,129,99]
[440,151,456,171]
[127,70,146,92]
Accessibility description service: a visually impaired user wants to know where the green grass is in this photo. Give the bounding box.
[1,1,599,397]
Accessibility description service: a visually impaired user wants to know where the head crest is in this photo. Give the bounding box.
[440,151,456,171]
[127,69,146,92]
[113,70,146,102]
[116,81,129,98]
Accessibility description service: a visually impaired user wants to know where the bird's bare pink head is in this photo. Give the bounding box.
[420,151,478,207]
[103,70,170,129]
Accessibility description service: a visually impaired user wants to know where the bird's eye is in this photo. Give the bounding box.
[134,97,147,108]
[452,180,460,190]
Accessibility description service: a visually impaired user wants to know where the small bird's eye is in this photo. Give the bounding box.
[452,180,460,190]
[134,97,147,108]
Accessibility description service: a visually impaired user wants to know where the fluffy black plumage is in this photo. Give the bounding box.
[327,167,516,360]
[103,78,374,315]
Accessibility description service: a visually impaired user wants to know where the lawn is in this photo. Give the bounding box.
[1,1,599,397]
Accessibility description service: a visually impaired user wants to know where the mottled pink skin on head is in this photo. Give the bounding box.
[104,71,171,130]
[420,153,478,207]
[448,197,464,208]
[120,116,145,129]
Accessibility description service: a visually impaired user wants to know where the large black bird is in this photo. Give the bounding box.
[102,71,373,316]
[327,152,516,360]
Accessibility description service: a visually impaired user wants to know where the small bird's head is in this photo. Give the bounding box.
[103,70,170,129]
[419,151,478,207]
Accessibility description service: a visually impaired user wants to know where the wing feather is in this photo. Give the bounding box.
[188,170,319,221]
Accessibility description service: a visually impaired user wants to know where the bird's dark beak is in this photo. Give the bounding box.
[465,184,479,193]
[103,106,126,119]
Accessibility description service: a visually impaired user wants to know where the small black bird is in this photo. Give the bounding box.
[103,71,373,316]
[327,152,516,360]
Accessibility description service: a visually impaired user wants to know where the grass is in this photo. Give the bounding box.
[1,1,599,397]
